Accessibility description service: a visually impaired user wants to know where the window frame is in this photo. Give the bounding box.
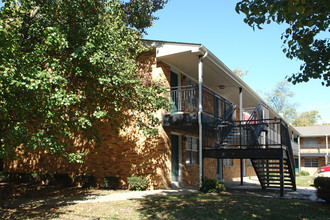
[304,158,318,168]
[224,158,233,167]
[303,137,318,148]
[247,159,253,167]
[185,136,199,165]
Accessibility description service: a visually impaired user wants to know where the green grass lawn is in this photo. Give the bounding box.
[4,193,328,220]
[60,193,329,220]
[296,175,316,187]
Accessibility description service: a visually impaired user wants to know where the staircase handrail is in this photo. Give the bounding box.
[245,101,268,139]
[213,104,237,147]
[246,101,268,124]
[280,120,297,190]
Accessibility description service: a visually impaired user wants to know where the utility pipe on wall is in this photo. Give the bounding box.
[326,135,328,164]
[198,51,207,188]
[298,136,301,172]
[239,87,244,185]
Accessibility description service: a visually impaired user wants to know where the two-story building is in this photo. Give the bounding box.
[5,40,300,196]
[295,125,330,175]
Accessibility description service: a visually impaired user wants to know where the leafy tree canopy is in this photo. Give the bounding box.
[233,68,248,78]
[236,0,330,86]
[292,110,321,126]
[265,81,297,123]
[0,0,168,161]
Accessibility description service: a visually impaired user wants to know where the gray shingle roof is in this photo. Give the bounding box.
[294,125,330,136]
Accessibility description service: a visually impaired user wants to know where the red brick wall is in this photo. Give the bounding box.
[5,50,174,190]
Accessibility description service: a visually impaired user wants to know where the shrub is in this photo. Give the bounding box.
[4,172,34,183]
[314,177,330,203]
[0,172,5,182]
[127,176,148,191]
[201,178,226,193]
[49,174,73,187]
[74,174,96,188]
[299,171,310,176]
[101,176,120,190]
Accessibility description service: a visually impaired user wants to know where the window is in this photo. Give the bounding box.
[304,158,318,167]
[186,137,199,165]
[224,159,233,167]
[303,138,318,147]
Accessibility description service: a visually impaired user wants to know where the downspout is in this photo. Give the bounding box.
[198,50,208,188]
[239,88,244,185]
[326,135,328,165]
[298,136,301,172]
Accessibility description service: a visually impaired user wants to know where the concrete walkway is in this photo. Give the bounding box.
[75,187,199,203]
[72,179,324,204]
[224,178,322,202]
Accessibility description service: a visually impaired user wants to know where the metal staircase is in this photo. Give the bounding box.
[203,101,296,196]
[252,158,296,190]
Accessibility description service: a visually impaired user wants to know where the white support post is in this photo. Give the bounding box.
[298,136,301,172]
[239,87,243,120]
[198,55,204,188]
[326,135,328,165]
[239,88,245,185]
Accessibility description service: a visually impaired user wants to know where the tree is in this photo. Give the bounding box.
[292,110,321,126]
[233,68,248,78]
[236,0,330,86]
[265,81,297,123]
[0,0,168,162]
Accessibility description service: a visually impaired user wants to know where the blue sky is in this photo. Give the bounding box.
[143,0,330,124]
[1,1,329,123]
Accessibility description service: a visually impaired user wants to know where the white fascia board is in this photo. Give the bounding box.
[300,134,328,137]
[148,41,202,58]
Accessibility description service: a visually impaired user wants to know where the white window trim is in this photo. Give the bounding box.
[224,158,233,167]
[304,158,318,168]
[303,138,318,148]
[185,136,199,165]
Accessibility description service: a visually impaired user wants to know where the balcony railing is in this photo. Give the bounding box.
[301,144,328,149]
[291,141,299,153]
[203,118,293,151]
[167,85,233,118]
[300,146,329,155]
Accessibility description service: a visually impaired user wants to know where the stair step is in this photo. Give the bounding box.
[254,168,290,172]
[264,184,294,187]
[264,186,294,190]
[260,178,292,182]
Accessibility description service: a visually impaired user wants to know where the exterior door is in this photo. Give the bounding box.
[295,158,299,173]
[170,71,179,111]
[171,134,179,182]
[217,159,223,180]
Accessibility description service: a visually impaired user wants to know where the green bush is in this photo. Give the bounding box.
[201,178,226,193]
[298,171,310,176]
[0,172,5,182]
[314,177,330,203]
[74,174,96,188]
[101,176,120,190]
[49,174,73,187]
[4,172,34,183]
[127,176,148,191]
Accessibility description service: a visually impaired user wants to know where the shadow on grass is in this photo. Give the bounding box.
[0,183,105,220]
[137,193,330,220]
